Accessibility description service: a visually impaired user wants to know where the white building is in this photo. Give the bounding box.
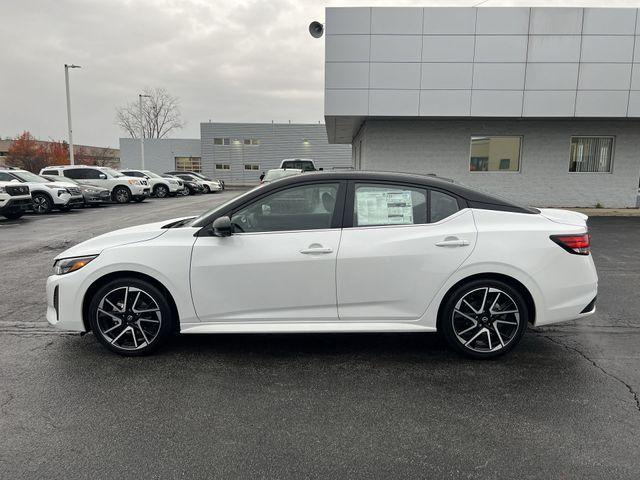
[323,6,640,207]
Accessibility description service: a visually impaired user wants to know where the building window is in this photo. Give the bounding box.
[244,164,259,171]
[215,164,230,170]
[213,138,230,146]
[569,136,614,173]
[175,156,202,172]
[243,138,260,145]
[469,136,521,172]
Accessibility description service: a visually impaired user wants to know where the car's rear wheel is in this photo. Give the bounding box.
[32,193,52,214]
[88,278,173,356]
[112,186,131,204]
[440,279,528,359]
[154,184,169,198]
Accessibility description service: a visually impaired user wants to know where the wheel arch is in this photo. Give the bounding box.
[81,270,180,333]
[111,184,132,199]
[436,272,537,331]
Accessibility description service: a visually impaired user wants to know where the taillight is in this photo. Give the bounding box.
[550,233,590,255]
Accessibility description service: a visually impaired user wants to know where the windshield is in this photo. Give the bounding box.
[192,186,260,225]
[142,170,162,179]
[191,172,211,181]
[11,171,49,183]
[102,167,123,178]
[264,169,301,182]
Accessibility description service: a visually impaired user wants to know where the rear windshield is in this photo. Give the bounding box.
[281,161,315,171]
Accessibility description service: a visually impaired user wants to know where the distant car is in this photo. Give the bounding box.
[0,181,32,219]
[40,165,150,204]
[164,171,222,193]
[0,168,83,214]
[279,158,317,172]
[120,169,181,198]
[167,173,208,195]
[261,168,303,184]
[160,174,189,196]
[165,171,225,190]
[42,175,111,206]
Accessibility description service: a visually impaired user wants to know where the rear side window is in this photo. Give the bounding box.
[353,183,427,227]
[41,170,58,176]
[430,190,459,222]
[64,168,86,179]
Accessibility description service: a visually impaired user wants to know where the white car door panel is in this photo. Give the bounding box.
[336,209,477,321]
[191,230,341,322]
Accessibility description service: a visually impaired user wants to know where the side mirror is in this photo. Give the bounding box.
[99,173,107,179]
[212,216,233,237]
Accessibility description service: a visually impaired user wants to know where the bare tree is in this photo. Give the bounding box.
[115,87,185,138]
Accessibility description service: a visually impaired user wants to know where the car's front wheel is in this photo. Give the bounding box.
[32,193,53,214]
[440,279,528,359]
[112,186,131,204]
[203,185,211,194]
[154,184,169,198]
[88,278,173,356]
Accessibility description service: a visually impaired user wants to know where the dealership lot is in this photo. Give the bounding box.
[0,195,639,478]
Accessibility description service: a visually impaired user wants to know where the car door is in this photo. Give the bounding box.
[190,181,345,323]
[336,182,477,321]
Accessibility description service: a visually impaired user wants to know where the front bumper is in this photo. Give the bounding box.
[69,196,85,208]
[84,190,112,204]
[0,197,33,214]
[46,274,86,331]
[52,192,72,206]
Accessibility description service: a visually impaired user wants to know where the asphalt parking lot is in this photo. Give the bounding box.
[0,194,639,479]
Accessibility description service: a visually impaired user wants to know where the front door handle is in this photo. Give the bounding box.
[435,237,470,247]
[300,244,333,255]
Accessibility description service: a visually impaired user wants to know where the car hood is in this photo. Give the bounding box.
[55,216,192,259]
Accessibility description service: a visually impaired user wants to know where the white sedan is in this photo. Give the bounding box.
[46,171,598,358]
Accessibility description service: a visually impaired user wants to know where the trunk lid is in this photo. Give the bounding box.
[538,208,588,227]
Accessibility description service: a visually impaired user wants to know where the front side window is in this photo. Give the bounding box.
[175,156,202,173]
[231,183,340,233]
[353,183,427,227]
[569,136,614,173]
[469,136,521,172]
[0,172,14,182]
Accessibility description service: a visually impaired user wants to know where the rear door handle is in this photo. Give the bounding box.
[435,238,470,247]
[300,245,333,255]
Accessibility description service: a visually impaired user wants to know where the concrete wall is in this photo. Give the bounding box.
[119,138,201,172]
[357,119,640,208]
[201,123,352,184]
[325,6,640,142]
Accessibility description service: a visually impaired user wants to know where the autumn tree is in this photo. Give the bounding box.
[115,87,185,139]
[39,141,69,166]
[7,131,43,172]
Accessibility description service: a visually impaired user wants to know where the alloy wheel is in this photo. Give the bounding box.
[96,286,162,351]
[32,195,51,214]
[156,185,168,198]
[451,287,521,354]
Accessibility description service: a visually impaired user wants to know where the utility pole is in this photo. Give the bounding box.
[64,64,81,165]
[138,94,151,169]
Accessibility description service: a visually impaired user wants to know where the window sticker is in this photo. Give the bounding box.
[356,189,414,226]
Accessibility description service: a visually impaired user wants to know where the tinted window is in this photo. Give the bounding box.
[64,168,87,179]
[0,172,14,182]
[353,183,426,227]
[41,170,58,176]
[430,190,459,222]
[231,183,340,233]
[281,160,315,172]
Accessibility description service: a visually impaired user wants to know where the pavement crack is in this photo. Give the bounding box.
[542,334,640,414]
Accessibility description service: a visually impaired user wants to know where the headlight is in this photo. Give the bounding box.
[53,255,97,275]
[128,179,141,185]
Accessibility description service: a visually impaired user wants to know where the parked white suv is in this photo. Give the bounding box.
[0,181,32,219]
[40,165,150,203]
[120,169,181,198]
[0,168,84,214]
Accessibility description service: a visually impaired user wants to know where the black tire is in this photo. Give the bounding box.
[440,279,528,359]
[203,185,211,194]
[88,277,173,356]
[187,186,196,195]
[31,193,53,214]
[112,186,131,204]
[3,211,24,220]
[154,184,169,198]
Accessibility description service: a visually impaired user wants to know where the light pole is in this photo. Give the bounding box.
[138,94,151,169]
[64,64,81,165]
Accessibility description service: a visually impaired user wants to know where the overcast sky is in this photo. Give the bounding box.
[2,0,639,147]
